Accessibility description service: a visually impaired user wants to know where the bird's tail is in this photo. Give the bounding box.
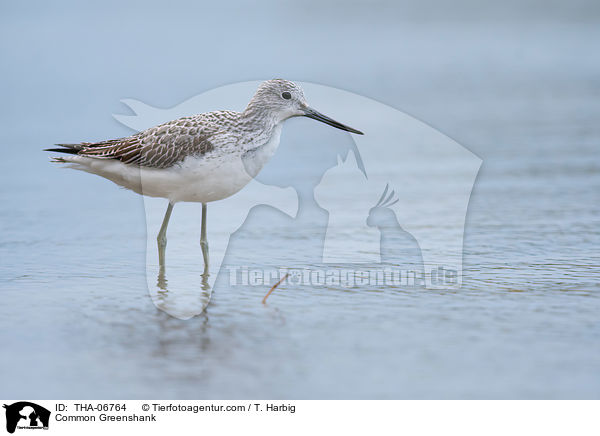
[45,143,89,163]
[44,143,85,155]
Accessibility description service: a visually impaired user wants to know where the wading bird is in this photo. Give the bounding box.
[46,79,363,272]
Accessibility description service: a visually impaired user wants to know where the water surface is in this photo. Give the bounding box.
[1,1,599,398]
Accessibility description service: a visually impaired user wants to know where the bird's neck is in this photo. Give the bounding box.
[241,103,279,126]
[238,108,283,149]
[238,122,283,178]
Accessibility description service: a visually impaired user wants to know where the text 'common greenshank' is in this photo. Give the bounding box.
[46,79,364,273]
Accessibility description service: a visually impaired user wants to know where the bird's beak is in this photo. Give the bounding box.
[302,107,364,135]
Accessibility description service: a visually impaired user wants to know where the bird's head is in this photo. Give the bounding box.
[245,79,363,134]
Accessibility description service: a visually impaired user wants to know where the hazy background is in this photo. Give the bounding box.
[1,0,598,398]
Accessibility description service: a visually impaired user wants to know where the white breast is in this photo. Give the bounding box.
[240,123,283,178]
[167,122,284,203]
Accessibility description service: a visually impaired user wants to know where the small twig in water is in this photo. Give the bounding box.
[262,273,289,304]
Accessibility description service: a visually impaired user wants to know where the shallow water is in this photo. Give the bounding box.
[1,1,599,398]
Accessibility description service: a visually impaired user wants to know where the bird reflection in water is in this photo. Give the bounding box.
[153,240,212,319]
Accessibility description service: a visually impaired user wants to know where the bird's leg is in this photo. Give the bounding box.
[200,202,209,275]
[157,202,174,267]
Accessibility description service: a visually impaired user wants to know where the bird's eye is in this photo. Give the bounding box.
[281,91,292,100]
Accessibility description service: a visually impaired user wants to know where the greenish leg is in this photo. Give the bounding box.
[157,202,174,267]
[200,203,209,275]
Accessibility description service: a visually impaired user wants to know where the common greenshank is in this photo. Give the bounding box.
[46,79,364,272]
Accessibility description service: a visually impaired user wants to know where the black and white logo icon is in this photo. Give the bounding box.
[3,402,50,434]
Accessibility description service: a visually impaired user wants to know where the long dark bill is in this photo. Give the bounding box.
[303,107,364,135]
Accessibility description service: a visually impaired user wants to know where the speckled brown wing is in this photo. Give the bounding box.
[73,115,223,169]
